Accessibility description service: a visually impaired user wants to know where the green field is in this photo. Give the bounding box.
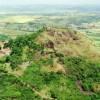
[79,29,100,49]
[0,29,33,38]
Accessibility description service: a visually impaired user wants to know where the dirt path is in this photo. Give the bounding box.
[76,80,94,95]
[19,80,54,100]
[4,64,54,99]
[29,85,54,100]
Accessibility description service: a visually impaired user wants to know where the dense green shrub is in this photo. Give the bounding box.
[82,80,93,91]
[6,28,44,69]
[43,72,60,84]
[63,56,100,96]
[0,71,41,100]
[64,56,100,80]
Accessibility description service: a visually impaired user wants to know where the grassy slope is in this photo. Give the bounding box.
[0,28,100,100]
[37,28,100,60]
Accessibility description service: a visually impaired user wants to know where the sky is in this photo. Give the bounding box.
[0,0,100,6]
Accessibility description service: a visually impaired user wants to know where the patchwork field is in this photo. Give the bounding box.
[79,29,100,50]
[0,16,41,23]
[0,16,43,39]
[0,29,33,39]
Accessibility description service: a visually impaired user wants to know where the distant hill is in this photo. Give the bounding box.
[0,4,100,14]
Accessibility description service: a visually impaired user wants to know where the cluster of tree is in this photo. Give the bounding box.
[5,28,45,69]
[64,56,100,93]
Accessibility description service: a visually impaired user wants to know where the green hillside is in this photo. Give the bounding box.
[0,27,100,100]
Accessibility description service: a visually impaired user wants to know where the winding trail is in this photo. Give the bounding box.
[76,80,94,95]
[7,71,54,100]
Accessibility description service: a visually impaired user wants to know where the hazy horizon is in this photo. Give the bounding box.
[0,0,100,6]
[0,0,100,14]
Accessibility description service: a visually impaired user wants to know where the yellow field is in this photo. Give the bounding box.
[0,29,33,38]
[0,16,41,23]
